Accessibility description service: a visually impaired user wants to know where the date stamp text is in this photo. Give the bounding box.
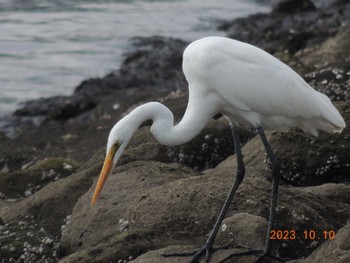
[270,230,335,240]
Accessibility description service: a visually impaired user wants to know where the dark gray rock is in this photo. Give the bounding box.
[218,0,350,53]
[9,36,187,125]
[272,0,317,13]
[57,129,350,262]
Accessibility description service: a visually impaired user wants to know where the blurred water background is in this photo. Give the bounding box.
[0,0,270,116]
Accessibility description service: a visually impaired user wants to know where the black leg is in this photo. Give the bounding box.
[163,123,245,262]
[256,126,280,259]
[219,126,287,263]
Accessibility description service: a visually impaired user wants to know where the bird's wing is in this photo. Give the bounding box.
[199,49,326,120]
[183,37,344,132]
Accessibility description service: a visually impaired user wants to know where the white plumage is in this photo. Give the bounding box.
[92,36,345,204]
[91,35,346,263]
[182,36,345,136]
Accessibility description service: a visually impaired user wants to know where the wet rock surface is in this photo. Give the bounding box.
[0,219,58,263]
[1,0,350,262]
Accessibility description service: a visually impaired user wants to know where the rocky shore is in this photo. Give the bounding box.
[1,0,349,262]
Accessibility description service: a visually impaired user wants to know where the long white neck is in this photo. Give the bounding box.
[125,101,213,146]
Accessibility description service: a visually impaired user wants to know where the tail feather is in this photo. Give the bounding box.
[318,94,346,133]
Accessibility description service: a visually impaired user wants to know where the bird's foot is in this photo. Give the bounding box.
[163,243,233,263]
[218,247,290,263]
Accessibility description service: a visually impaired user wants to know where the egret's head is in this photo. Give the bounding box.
[91,120,134,205]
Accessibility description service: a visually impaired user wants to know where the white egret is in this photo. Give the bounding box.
[91,36,345,263]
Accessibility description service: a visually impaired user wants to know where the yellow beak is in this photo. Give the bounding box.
[91,143,119,205]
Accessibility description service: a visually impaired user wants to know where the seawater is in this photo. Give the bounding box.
[0,0,270,115]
